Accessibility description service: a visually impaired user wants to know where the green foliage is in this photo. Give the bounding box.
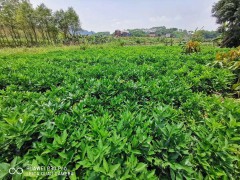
[135,39,141,44]
[192,30,204,42]
[212,0,240,47]
[79,43,90,50]
[192,30,220,42]
[201,30,220,39]
[0,45,239,179]
[128,29,146,37]
[116,39,125,46]
[94,32,111,36]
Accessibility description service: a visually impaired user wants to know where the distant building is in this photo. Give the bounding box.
[114,30,130,37]
[114,30,122,37]
[122,30,130,37]
[166,33,171,38]
[149,32,156,37]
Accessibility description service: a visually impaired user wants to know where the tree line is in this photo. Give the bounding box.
[0,0,81,47]
[128,27,220,40]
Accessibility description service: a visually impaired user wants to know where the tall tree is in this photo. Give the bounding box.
[0,0,21,46]
[54,8,81,40]
[0,0,81,47]
[35,3,52,43]
[54,9,68,40]
[212,0,240,47]
[17,0,38,43]
[65,7,81,36]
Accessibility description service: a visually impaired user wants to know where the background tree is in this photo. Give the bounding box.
[212,0,240,47]
[54,9,68,40]
[35,3,52,43]
[16,0,37,45]
[65,7,81,36]
[191,30,204,42]
[0,0,81,47]
[0,0,21,46]
[128,29,146,37]
[54,8,81,43]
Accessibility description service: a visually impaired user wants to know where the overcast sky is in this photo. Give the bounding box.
[31,0,219,32]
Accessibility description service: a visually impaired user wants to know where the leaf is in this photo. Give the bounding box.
[61,130,68,144]
[87,148,94,163]
[232,83,240,90]
[198,171,203,180]
[0,163,10,179]
[10,156,19,167]
[93,164,106,174]
[229,114,236,128]
[231,137,240,141]
[53,135,62,146]
[73,155,81,161]
[78,160,92,168]
[176,172,183,180]
[135,163,147,172]
[51,159,61,167]
[147,170,156,179]
[103,158,109,173]
[109,163,120,177]
[41,149,52,155]
[132,150,141,155]
[171,163,194,174]
[31,159,38,170]
[58,152,68,159]
[36,156,46,165]
[170,169,176,180]
[70,172,77,180]
[98,139,103,149]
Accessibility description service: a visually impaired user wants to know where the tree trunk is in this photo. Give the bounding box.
[16,30,22,46]
[45,28,51,44]
[40,27,46,44]
[0,34,4,47]
[27,29,34,46]
[0,26,7,46]
[23,29,30,46]
[10,25,21,46]
[9,26,18,46]
[31,24,38,44]
[1,25,10,45]
[221,36,233,48]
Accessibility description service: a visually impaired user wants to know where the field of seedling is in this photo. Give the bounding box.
[0,45,239,179]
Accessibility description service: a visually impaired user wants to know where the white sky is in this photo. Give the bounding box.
[31,0,219,32]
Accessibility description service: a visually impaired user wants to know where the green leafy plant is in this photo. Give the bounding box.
[0,45,239,179]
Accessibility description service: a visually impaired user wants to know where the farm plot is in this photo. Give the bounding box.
[0,45,239,179]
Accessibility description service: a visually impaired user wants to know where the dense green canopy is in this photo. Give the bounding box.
[0,0,81,47]
[212,0,240,47]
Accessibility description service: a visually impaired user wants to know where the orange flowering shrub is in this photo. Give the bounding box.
[216,47,240,69]
[215,47,240,97]
[183,41,201,54]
